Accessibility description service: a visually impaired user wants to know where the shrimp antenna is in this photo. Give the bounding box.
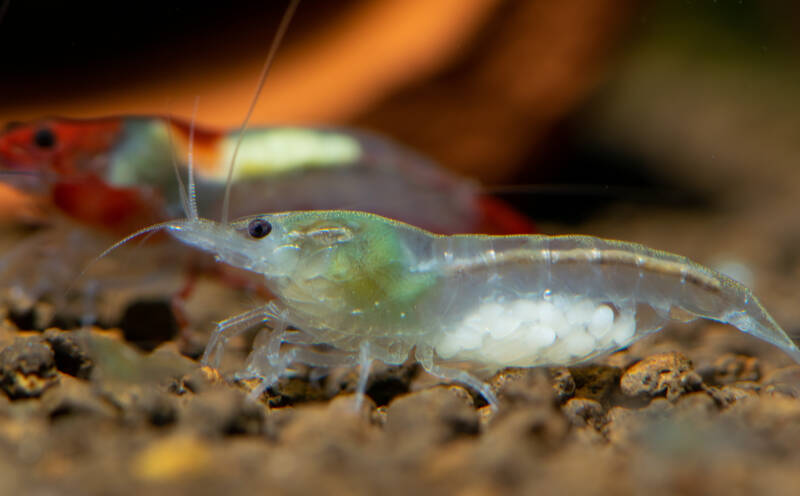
[221,0,300,225]
[164,114,191,219]
[186,96,200,221]
[68,221,175,293]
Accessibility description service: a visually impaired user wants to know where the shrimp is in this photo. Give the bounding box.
[0,117,534,236]
[138,207,798,410]
[100,0,799,410]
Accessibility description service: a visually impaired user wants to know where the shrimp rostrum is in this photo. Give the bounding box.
[156,209,800,409]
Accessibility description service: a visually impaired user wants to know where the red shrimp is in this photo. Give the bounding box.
[0,117,535,236]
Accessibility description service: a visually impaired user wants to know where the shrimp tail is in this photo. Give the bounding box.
[722,299,800,362]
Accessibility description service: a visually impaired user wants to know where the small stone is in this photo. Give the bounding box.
[263,374,330,407]
[43,328,93,379]
[0,337,58,399]
[137,390,179,428]
[698,353,761,385]
[182,387,268,437]
[490,367,557,406]
[384,386,480,447]
[719,385,758,403]
[761,366,800,398]
[41,374,116,421]
[570,365,622,404]
[620,352,700,401]
[550,367,576,403]
[674,391,717,417]
[562,398,605,429]
[168,366,219,395]
[485,402,568,453]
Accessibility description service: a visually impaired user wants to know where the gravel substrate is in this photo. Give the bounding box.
[0,318,796,496]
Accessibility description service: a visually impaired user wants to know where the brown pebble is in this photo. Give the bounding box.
[385,386,480,448]
[550,367,576,403]
[42,329,93,379]
[41,374,116,421]
[700,353,761,385]
[562,398,605,429]
[761,366,800,398]
[485,402,568,454]
[620,352,700,402]
[720,385,758,402]
[182,386,268,437]
[0,337,58,399]
[673,391,718,418]
[277,395,375,452]
[490,367,557,406]
[570,365,622,404]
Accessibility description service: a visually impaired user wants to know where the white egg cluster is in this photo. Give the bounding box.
[436,295,637,366]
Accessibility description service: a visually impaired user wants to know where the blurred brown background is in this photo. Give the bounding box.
[1,0,800,226]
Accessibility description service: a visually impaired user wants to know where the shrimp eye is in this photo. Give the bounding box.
[247,218,272,238]
[33,128,56,149]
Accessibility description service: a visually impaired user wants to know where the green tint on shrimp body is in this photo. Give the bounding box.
[166,209,800,393]
[252,211,439,337]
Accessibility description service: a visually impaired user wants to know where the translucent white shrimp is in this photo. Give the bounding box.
[152,209,800,410]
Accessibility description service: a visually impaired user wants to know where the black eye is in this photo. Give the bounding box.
[33,128,56,149]
[247,218,272,238]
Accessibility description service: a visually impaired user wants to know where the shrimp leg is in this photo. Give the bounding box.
[426,363,499,411]
[242,338,362,402]
[246,347,298,401]
[417,347,500,410]
[355,343,373,411]
[237,318,289,386]
[201,300,287,369]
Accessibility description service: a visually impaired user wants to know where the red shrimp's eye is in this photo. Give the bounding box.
[248,218,272,239]
[33,128,56,149]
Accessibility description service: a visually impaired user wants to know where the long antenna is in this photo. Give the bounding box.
[165,114,191,218]
[186,96,200,220]
[68,221,175,293]
[221,0,300,224]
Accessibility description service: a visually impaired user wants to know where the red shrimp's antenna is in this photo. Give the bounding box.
[221,0,300,225]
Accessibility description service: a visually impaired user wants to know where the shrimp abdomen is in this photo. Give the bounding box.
[425,234,800,368]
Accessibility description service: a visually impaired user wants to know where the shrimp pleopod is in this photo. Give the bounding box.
[161,210,800,409]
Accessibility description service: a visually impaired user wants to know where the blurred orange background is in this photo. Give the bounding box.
[0,0,636,185]
[2,0,800,227]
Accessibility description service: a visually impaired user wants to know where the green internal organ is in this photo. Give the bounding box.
[289,212,437,329]
[218,128,362,180]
